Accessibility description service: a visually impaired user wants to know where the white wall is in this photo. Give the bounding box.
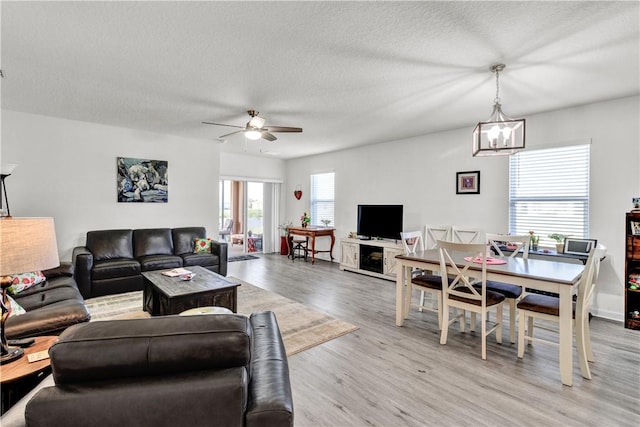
[285,96,640,321]
[1,110,221,261]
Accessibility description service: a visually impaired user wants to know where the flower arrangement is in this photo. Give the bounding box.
[528,230,539,251]
[300,212,311,227]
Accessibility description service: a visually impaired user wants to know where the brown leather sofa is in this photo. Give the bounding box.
[18,311,293,427]
[73,227,228,299]
[5,263,90,339]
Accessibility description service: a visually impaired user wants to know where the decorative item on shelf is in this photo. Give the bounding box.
[548,233,569,253]
[294,185,303,200]
[348,232,357,239]
[528,230,539,251]
[0,217,60,364]
[472,64,525,157]
[321,219,331,227]
[633,197,640,211]
[0,164,18,218]
[300,212,310,228]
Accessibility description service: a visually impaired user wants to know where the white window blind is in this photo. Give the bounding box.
[310,172,335,227]
[509,144,590,247]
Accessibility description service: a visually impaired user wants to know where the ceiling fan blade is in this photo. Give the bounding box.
[202,121,245,129]
[262,132,277,141]
[219,130,243,138]
[263,126,302,133]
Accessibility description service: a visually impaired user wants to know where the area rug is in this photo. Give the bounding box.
[228,254,260,262]
[84,278,358,356]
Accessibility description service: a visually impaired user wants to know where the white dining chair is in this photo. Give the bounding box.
[451,226,483,244]
[438,240,504,360]
[400,231,443,328]
[484,233,531,343]
[517,245,605,379]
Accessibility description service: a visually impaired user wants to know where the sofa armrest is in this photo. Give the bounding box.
[211,239,228,276]
[246,311,294,427]
[42,262,74,279]
[72,246,93,299]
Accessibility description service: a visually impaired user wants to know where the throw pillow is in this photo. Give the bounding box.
[7,271,46,295]
[194,238,212,253]
[6,295,27,317]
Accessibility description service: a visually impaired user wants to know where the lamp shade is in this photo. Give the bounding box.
[0,217,60,276]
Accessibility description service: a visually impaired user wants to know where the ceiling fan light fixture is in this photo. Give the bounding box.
[472,64,525,157]
[249,115,265,129]
[245,129,262,140]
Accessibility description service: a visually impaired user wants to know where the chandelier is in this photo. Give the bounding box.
[472,64,525,156]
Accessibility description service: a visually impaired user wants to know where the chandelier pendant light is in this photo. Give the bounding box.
[472,64,525,157]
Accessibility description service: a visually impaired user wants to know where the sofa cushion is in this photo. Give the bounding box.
[49,314,252,384]
[87,229,134,261]
[12,276,79,298]
[5,298,90,339]
[181,252,218,268]
[92,259,141,281]
[133,228,174,258]
[16,286,84,311]
[138,254,183,271]
[172,227,207,255]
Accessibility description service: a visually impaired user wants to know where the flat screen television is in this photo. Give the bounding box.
[357,204,403,240]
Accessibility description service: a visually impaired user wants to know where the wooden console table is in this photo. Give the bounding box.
[287,227,336,264]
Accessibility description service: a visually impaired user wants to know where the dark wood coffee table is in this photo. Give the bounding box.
[142,266,240,316]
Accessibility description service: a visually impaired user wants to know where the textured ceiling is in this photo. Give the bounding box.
[1,1,638,159]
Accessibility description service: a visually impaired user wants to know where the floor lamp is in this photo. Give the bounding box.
[0,217,60,364]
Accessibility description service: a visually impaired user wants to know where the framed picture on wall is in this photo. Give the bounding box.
[117,157,168,203]
[456,171,480,194]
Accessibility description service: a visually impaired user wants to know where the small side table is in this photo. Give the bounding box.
[1,336,57,415]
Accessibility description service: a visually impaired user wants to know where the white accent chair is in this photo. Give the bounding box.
[438,241,504,360]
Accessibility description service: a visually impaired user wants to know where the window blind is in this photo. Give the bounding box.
[310,172,335,227]
[509,144,590,247]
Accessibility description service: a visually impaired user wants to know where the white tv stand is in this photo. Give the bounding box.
[339,238,404,281]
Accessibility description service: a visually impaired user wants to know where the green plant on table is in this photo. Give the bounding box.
[548,233,569,243]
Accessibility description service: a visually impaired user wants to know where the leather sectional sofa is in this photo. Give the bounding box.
[5,263,90,339]
[17,311,294,427]
[73,227,228,299]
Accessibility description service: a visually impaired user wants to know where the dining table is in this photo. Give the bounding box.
[395,249,586,386]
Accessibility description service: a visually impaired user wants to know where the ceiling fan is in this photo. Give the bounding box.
[202,110,302,142]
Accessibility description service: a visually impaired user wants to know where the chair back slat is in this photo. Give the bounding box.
[451,226,483,244]
[425,225,452,249]
[486,233,531,260]
[400,231,424,254]
[438,240,487,304]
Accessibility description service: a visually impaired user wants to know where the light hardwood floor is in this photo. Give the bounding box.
[228,254,640,427]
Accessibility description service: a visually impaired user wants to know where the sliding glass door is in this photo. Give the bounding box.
[219,180,267,256]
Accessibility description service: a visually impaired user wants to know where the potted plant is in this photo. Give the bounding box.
[548,233,568,253]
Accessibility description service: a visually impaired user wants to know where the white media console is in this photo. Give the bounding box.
[339,238,404,281]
